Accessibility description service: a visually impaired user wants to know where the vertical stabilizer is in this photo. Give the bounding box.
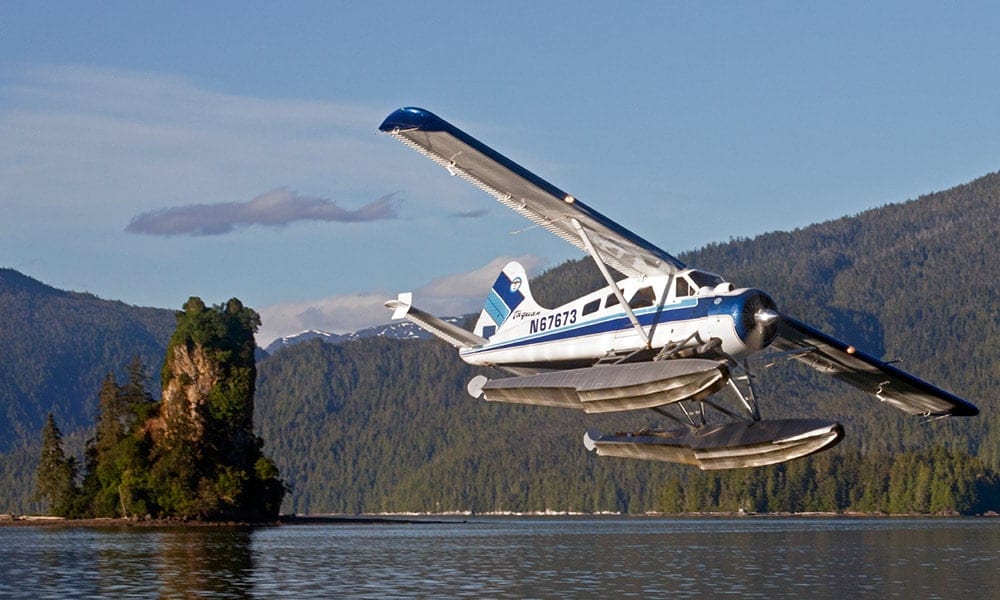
[473,261,542,339]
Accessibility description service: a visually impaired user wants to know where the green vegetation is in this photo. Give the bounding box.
[255,337,999,516]
[32,299,285,521]
[0,268,175,452]
[154,297,285,520]
[77,361,157,517]
[32,414,78,517]
[659,448,1000,515]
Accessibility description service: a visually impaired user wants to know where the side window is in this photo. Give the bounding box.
[628,286,656,308]
[482,325,496,339]
[675,278,692,298]
[582,299,600,316]
[605,292,621,308]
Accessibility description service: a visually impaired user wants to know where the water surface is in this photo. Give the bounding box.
[1,517,997,598]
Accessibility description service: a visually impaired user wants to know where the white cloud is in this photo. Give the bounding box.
[255,254,547,346]
[126,189,400,236]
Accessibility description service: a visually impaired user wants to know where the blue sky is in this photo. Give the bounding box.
[3,2,999,345]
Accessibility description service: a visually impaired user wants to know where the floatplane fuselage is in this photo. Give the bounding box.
[379,106,978,470]
[459,262,776,370]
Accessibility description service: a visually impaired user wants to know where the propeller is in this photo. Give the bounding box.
[742,293,779,352]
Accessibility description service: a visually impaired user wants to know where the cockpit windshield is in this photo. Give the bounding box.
[688,270,725,289]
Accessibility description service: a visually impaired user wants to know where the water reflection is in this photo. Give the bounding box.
[153,527,255,598]
[0,525,256,599]
[0,518,998,599]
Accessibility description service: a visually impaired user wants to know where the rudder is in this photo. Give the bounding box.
[474,261,541,339]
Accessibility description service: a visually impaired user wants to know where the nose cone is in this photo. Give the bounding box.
[741,292,779,351]
[755,308,779,326]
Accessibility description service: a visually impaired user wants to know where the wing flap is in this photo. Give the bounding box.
[380,107,686,279]
[771,313,978,417]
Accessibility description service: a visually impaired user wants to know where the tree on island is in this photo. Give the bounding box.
[148,297,285,520]
[78,359,158,517]
[33,413,78,517]
[34,297,286,521]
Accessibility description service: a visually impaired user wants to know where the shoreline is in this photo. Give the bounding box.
[2,510,995,527]
[0,514,462,528]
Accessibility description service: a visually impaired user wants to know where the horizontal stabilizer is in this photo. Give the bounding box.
[585,419,844,470]
[385,293,487,349]
[473,359,728,413]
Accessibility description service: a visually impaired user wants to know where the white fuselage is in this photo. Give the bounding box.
[459,271,772,368]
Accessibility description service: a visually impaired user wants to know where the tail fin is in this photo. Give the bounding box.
[473,261,542,339]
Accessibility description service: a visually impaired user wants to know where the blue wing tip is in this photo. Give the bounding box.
[954,402,980,417]
[379,106,447,133]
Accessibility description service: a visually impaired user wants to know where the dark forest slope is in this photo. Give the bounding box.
[255,172,998,513]
[1,171,997,513]
[0,269,176,450]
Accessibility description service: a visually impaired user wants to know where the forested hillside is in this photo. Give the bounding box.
[1,171,997,514]
[255,337,678,514]
[254,337,999,515]
[686,173,997,465]
[0,269,176,450]
[254,171,998,514]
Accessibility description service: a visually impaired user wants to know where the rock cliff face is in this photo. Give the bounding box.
[148,297,285,520]
[159,343,223,437]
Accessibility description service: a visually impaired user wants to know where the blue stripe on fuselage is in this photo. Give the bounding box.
[462,297,702,358]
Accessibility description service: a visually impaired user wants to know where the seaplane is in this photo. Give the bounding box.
[379,107,979,470]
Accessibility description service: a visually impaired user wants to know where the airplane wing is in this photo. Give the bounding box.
[380,107,687,279]
[771,313,979,417]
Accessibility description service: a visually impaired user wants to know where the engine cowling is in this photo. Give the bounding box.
[705,289,779,357]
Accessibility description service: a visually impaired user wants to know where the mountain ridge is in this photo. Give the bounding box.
[263,317,468,354]
[0,272,177,451]
[1,169,996,513]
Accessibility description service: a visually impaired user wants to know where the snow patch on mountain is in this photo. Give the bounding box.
[263,316,469,354]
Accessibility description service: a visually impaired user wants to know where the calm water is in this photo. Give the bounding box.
[1,517,997,599]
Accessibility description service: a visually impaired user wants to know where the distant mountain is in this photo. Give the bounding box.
[0,269,66,297]
[1,171,997,515]
[0,268,177,451]
[265,330,352,353]
[263,317,468,354]
[0,265,464,448]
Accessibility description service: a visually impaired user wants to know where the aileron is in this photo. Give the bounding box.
[773,314,978,417]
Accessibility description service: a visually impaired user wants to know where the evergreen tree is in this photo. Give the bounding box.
[77,362,158,518]
[33,413,78,517]
[80,374,126,516]
[116,358,158,516]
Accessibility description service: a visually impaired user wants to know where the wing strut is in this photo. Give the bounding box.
[571,218,650,348]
